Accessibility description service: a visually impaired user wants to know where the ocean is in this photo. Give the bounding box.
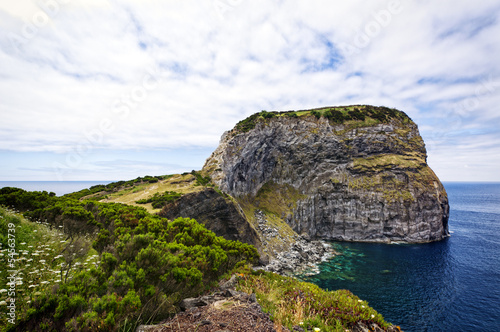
[0,181,111,196]
[299,183,500,332]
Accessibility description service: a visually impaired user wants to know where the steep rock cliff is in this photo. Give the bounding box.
[203,106,449,243]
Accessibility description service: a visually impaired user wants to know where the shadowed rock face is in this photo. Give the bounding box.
[203,106,449,243]
[159,188,261,248]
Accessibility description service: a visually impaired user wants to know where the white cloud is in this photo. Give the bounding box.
[0,0,499,181]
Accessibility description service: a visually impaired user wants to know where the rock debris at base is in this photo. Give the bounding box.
[263,237,334,275]
[254,210,336,276]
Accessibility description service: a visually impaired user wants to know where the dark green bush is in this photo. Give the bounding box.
[325,110,345,123]
[311,110,321,119]
[191,171,211,186]
[136,191,181,209]
[260,110,276,119]
[235,112,261,133]
[349,108,365,121]
[0,188,259,331]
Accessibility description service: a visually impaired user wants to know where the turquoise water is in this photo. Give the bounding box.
[299,183,500,332]
[0,181,111,196]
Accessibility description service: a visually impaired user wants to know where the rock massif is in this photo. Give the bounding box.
[203,106,449,244]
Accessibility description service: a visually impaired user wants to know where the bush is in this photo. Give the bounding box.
[235,112,261,133]
[349,108,366,121]
[136,191,181,209]
[311,110,321,119]
[260,110,276,119]
[324,110,345,123]
[0,189,259,331]
[191,171,211,187]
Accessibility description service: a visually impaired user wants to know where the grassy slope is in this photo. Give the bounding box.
[236,268,400,332]
[89,174,204,213]
[0,207,96,329]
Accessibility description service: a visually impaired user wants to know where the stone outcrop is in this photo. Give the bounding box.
[159,188,261,248]
[203,106,449,243]
[253,210,335,274]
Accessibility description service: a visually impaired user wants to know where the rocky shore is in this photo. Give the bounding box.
[262,237,335,275]
[253,209,336,275]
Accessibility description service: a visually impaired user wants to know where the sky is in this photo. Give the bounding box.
[0,0,499,182]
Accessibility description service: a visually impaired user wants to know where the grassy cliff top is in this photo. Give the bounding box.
[65,171,210,213]
[234,105,413,134]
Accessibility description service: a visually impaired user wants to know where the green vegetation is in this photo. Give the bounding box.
[0,187,258,331]
[136,191,181,209]
[64,175,167,200]
[235,112,262,133]
[101,173,205,213]
[237,269,398,332]
[0,206,97,330]
[260,110,276,119]
[232,106,413,136]
[253,181,306,218]
[236,181,306,254]
[191,170,211,186]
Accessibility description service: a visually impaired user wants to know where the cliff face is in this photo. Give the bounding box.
[159,188,261,248]
[203,106,449,243]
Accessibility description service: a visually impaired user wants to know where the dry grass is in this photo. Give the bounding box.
[352,154,425,172]
[101,174,205,212]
